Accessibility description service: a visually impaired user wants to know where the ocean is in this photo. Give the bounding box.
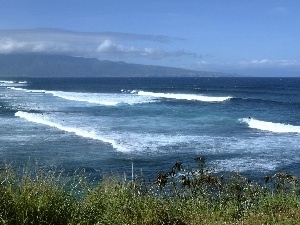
[1,77,300,181]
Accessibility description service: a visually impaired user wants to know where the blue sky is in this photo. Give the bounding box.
[0,0,300,76]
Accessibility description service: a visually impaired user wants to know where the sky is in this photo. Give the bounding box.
[0,0,300,76]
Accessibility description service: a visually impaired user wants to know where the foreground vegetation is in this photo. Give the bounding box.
[1,158,300,225]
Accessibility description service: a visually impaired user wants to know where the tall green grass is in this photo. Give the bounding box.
[1,159,300,225]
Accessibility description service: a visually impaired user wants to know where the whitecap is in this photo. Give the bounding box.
[47,91,157,106]
[7,87,46,93]
[1,80,27,87]
[136,90,232,102]
[0,80,15,84]
[14,111,129,152]
[212,157,279,173]
[241,118,300,133]
[8,87,157,106]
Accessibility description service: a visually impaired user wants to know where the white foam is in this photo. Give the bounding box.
[0,80,14,84]
[1,80,27,87]
[212,157,279,173]
[136,91,232,102]
[0,80,27,84]
[48,91,157,106]
[8,87,157,106]
[7,87,46,93]
[14,111,129,152]
[241,118,300,133]
[7,87,21,91]
[107,132,202,154]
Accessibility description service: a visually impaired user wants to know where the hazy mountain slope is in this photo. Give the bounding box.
[0,54,226,77]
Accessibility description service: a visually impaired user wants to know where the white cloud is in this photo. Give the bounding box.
[239,59,300,67]
[0,28,196,60]
[0,38,27,53]
[0,37,73,54]
[188,58,300,76]
[97,39,139,54]
[97,39,118,52]
[94,39,197,60]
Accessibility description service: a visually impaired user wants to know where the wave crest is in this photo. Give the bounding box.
[14,111,129,152]
[8,87,157,106]
[1,80,27,87]
[241,118,300,133]
[136,90,232,102]
[48,91,157,106]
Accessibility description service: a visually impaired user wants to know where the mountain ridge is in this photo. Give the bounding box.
[0,54,230,77]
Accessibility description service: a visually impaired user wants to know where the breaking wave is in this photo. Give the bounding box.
[241,118,300,133]
[135,90,232,102]
[8,87,231,105]
[48,91,157,106]
[7,87,157,106]
[0,80,27,87]
[7,87,45,93]
[14,111,129,152]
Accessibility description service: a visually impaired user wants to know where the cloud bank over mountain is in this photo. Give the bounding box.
[0,28,299,76]
[0,29,198,60]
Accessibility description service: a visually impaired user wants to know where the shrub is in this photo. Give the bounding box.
[1,159,300,225]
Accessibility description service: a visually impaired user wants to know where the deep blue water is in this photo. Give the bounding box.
[1,77,300,180]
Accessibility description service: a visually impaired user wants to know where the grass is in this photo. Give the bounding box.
[1,158,300,225]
